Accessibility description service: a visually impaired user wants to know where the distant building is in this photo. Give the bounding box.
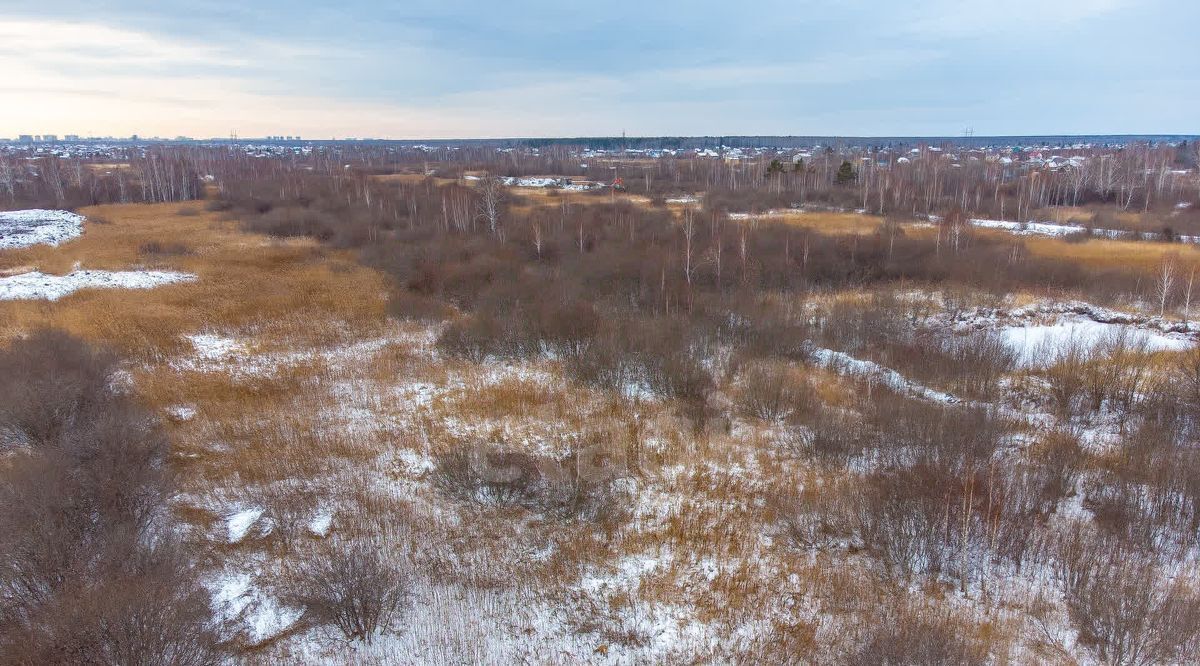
[18,135,33,143]
[65,134,80,141]
[42,134,58,142]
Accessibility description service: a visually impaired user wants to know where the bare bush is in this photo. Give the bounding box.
[0,328,118,448]
[849,604,988,666]
[139,241,194,256]
[1066,551,1200,665]
[285,543,408,644]
[436,314,504,363]
[433,442,627,521]
[941,331,1018,398]
[1029,431,1086,504]
[0,330,223,663]
[735,361,812,421]
[1040,335,1091,417]
[854,467,951,581]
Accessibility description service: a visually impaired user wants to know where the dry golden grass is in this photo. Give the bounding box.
[85,162,132,171]
[0,202,390,358]
[902,221,1200,275]
[369,173,459,186]
[511,187,653,208]
[1020,234,1200,273]
[726,210,883,235]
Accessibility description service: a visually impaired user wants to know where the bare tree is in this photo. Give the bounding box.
[1156,253,1178,318]
[1184,266,1195,324]
[682,206,696,287]
[476,175,504,236]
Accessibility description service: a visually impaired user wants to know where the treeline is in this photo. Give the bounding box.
[214,168,1187,310]
[9,141,1194,228]
[0,149,207,210]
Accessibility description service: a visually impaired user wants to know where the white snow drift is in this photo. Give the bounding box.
[0,209,86,250]
[1000,320,1194,366]
[0,269,196,301]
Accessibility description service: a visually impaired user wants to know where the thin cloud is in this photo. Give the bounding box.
[0,1,1195,138]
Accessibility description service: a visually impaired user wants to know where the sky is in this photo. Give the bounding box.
[1,0,1197,139]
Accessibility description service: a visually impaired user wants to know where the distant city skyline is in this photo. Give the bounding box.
[3,1,1198,139]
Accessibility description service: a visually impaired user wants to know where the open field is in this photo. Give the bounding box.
[3,140,1200,664]
[1022,234,1200,272]
[5,0,1200,657]
[0,203,388,358]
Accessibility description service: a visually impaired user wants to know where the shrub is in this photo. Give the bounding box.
[0,330,222,663]
[436,314,503,363]
[1066,552,1200,666]
[286,543,408,644]
[433,442,627,521]
[735,361,813,421]
[140,241,194,256]
[0,328,118,447]
[849,606,987,666]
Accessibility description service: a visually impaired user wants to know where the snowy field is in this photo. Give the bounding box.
[969,217,1199,243]
[499,176,604,190]
[0,269,196,300]
[1000,319,1194,365]
[0,209,85,250]
[943,297,1198,353]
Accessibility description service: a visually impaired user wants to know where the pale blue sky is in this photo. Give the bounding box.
[1,0,1197,138]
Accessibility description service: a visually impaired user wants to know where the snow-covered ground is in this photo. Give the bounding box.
[226,507,266,543]
[156,300,1198,661]
[809,345,959,403]
[208,571,302,645]
[940,298,1198,365]
[0,268,196,300]
[0,209,85,250]
[501,176,604,190]
[1000,319,1193,366]
[728,209,797,220]
[728,205,869,220]
[969,217,1199,243]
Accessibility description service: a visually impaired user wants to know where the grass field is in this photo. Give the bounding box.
[7,198,1197,662]
[0,202,389,358]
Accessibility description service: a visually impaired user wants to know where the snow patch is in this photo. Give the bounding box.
[167,405,197,421]
[226,507,265,543]
[501,176,604,190]
[966,216,1200,244]
[0,269,195,301]
[188,333,247,361]
[396,448,436,476]
[307,508,333,537]
[942,298,1198,366]
[810,345,960,404]
[0,209,85,250]
[1000,320,1193,366]
[209,572,302,644]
